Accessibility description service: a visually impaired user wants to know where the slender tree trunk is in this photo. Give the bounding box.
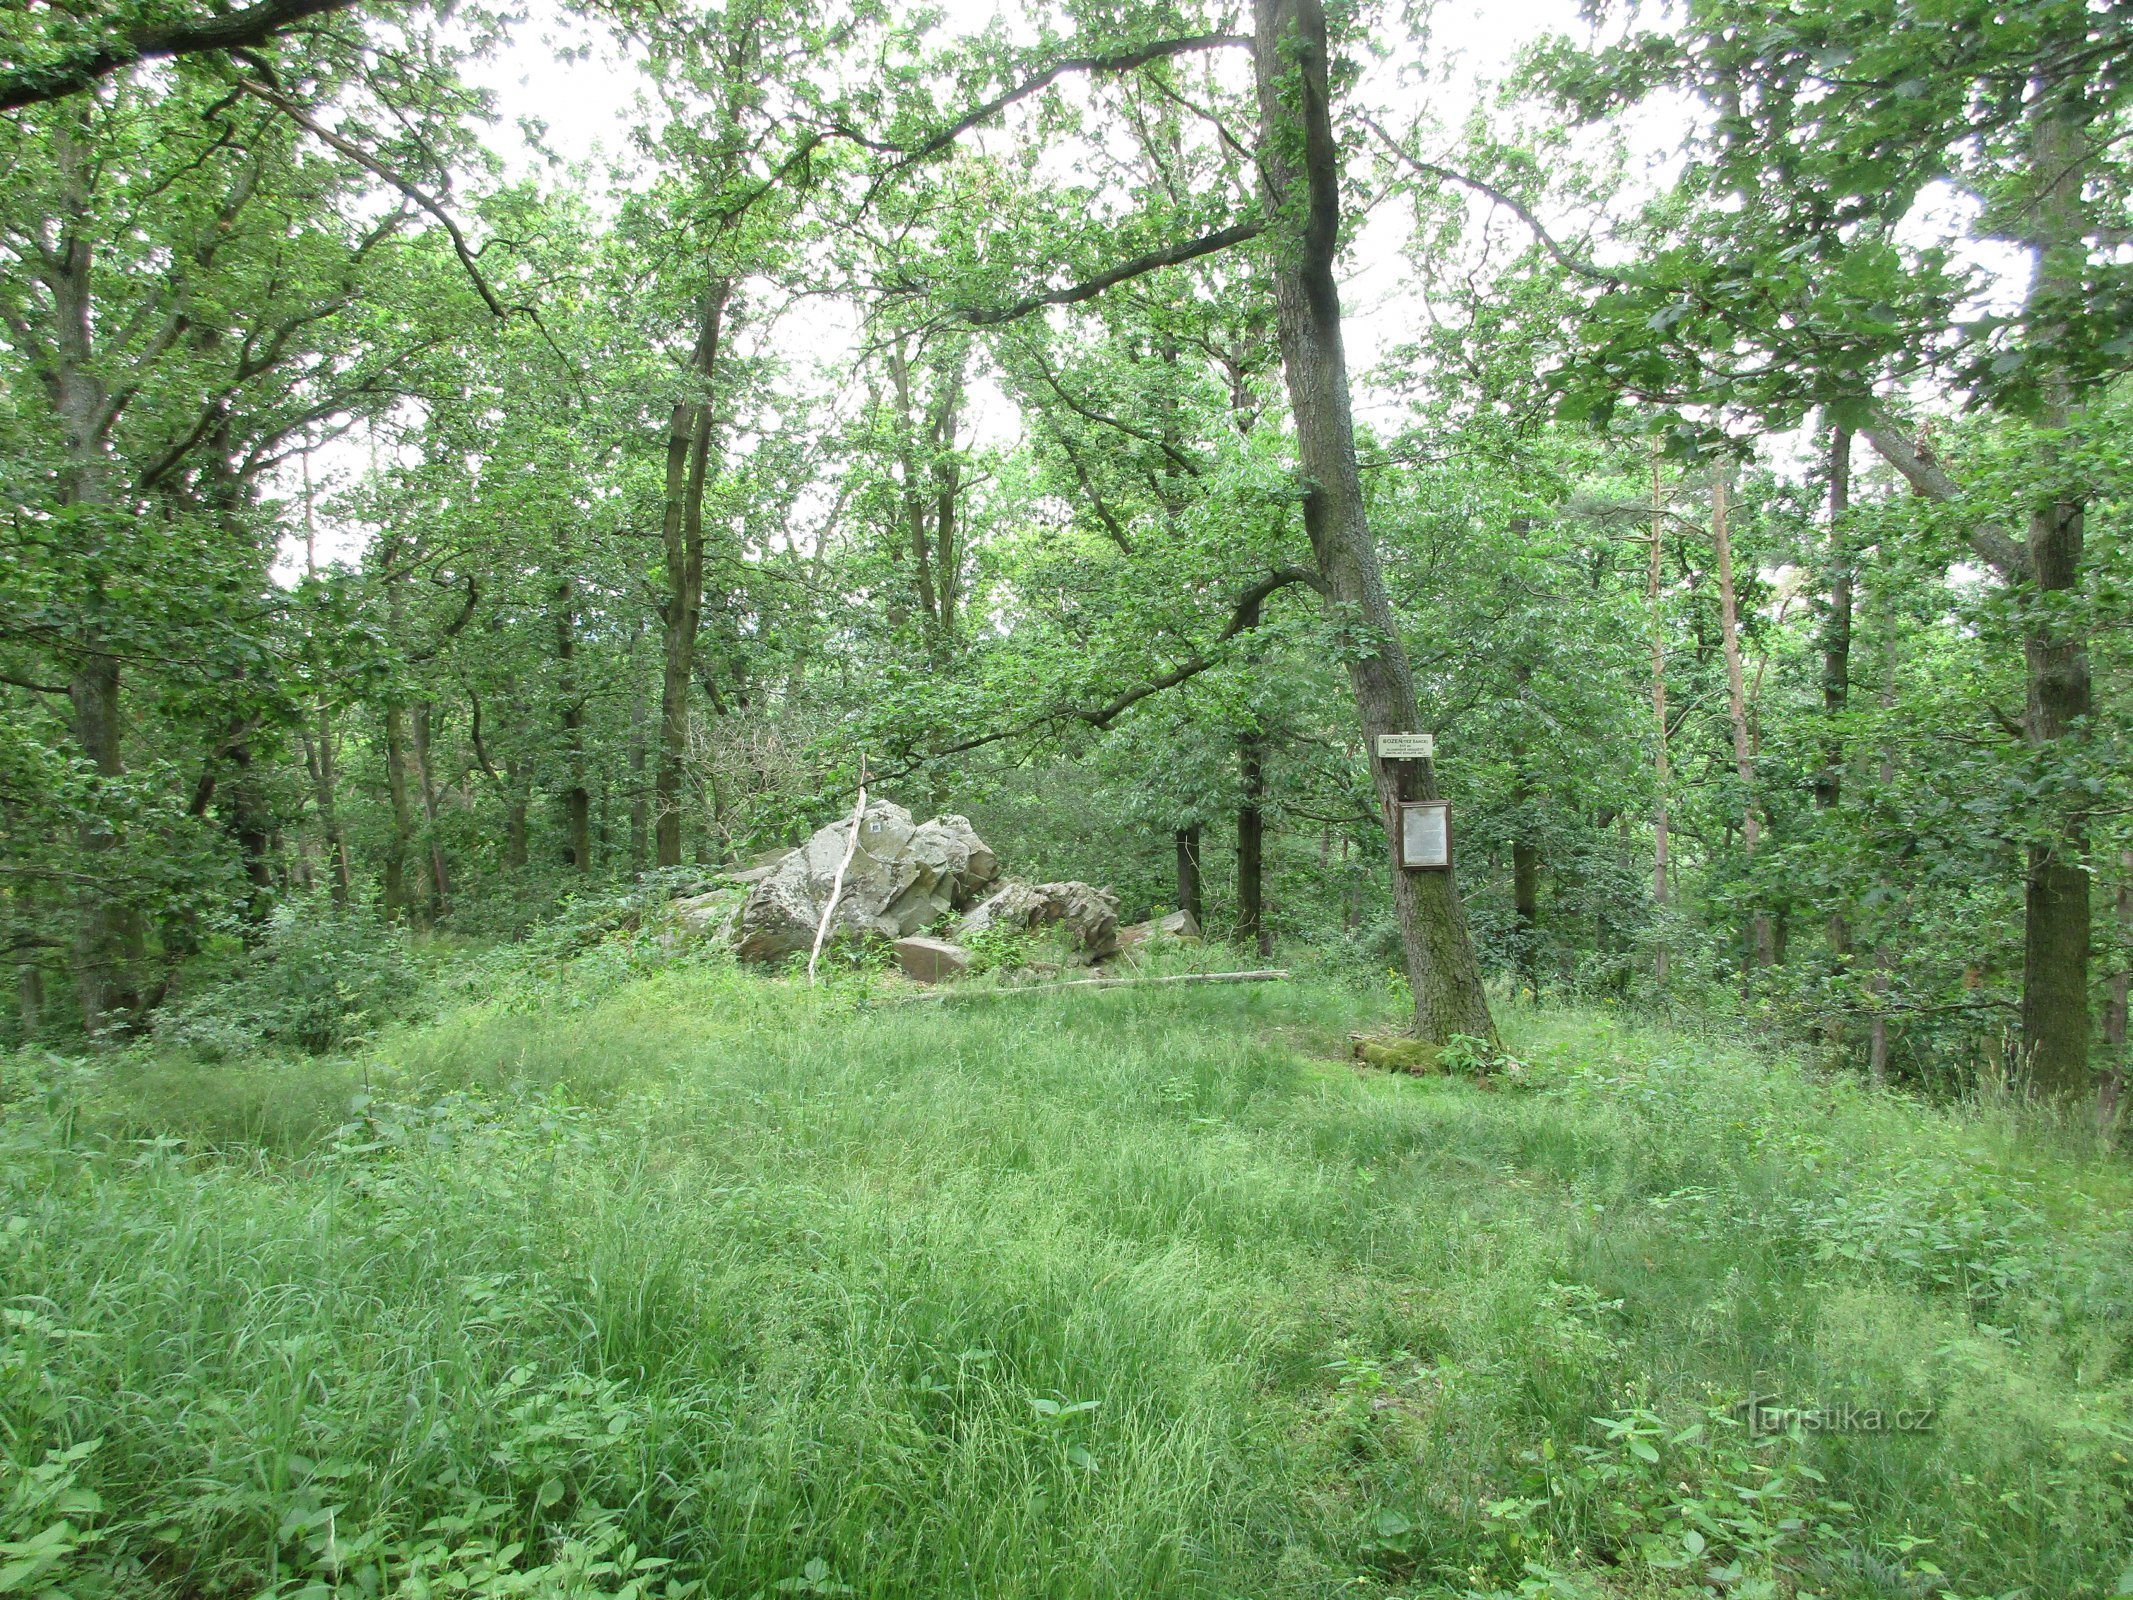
[504,754,530,873]
[1253,0,1494,1044]
[1648,451,1671,986]
[555,574,592,871]
[656,283,730,868]
[411,703,449,922]
[1175,826,1203,927]
[1867,633,1904,1089]
[50,118,142,1033]
[1821,423,1854,1048]
[1238,733,1269,956]
[301,711,352,907]
[1509,650,1539,991]
[382,700,414,922]
[66,655,144,1032]
[1712,466,1772,972]
[627,628,650,872]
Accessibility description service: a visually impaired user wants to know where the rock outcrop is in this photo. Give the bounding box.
[1117,907,1200,949]
[732,802,998,962]
[957,878,1121,962]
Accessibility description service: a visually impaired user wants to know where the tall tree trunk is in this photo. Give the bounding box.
[1867,631,1904,1089]
[226,739,275,926]
[301,710,352,907]
[1175,826,1203,928]
[1238,738,1269,957]
[1648,450,1671,986]
[655,283,730,868]
[1711,466,1773,972]
[382,701,415,922]
[50,116,141,1033]
[67,656,144,1031]
[1821,422,1854,1048]
[628,628,650,872]
[1509,650,1539,991]
[504,754,530,874]
[555,574,592,871]
[2017,92,2094,1099]
[1253,0,1494,1044]
[411,703,449,923]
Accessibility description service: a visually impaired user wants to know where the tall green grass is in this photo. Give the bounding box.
[3,961,2129,1598]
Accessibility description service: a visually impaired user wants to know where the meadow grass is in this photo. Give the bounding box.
[3,954,2129,1598]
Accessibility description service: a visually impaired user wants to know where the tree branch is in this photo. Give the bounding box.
[1363,116,1616,286]
[1860,405,2029,578]
[879,565,1323,778]
[864,34,1250,172]
[954,219,1264,326]
[1,0,357,112]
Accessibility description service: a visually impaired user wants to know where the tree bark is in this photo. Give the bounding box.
[1252,0,1494,1043]
[411,702,449,922]
[1175,825,1203,927]
[1711,466,1772,971]
[1648,449,1671,986]
[655,282,730,868]
[1238,730,1269,957]
[2016,91,2094,1099]
[382,700,415,922]
[301,707,351,907]
[555,573,592,871]
[1821,422,1854,1048]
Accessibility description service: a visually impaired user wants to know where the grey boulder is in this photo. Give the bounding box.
[733,801,999,962]
[957,878,1122,962]
[1118,907,1200,948]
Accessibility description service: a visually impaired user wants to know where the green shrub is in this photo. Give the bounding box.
[152,900,421,1057]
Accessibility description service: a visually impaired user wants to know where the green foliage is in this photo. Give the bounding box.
[152,901,422,1058]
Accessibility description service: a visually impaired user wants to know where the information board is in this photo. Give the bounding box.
[1376,733,1436,760]
[1398,800,1451,870]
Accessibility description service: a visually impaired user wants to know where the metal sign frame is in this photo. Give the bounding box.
[1396,799,1452,870]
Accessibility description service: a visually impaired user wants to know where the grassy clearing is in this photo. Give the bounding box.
[3,957,2130,1599]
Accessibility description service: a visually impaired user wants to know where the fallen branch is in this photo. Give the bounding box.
[899,968,1290,1001]
[807,759,868,985]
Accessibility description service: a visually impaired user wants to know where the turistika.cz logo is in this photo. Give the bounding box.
[1734,1395,1937,1436]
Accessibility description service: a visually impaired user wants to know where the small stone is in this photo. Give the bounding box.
[892,936,972,983]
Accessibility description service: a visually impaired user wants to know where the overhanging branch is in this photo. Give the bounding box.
[877,565,1323,780]
[858,34,1250,172]
[1,0,357,112]
[954,218,1264,326]
[1363,116,1616,287]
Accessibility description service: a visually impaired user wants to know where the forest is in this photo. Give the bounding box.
[3,0,2133,1596]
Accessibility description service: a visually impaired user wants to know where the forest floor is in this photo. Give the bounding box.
[3,952,2131,1599]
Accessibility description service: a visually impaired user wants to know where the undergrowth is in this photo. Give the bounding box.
[2,949,2129,1598]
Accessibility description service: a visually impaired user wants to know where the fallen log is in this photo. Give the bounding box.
[895,968,1290,1001]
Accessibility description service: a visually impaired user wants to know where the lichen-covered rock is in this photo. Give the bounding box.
[732,801,999,962]
[956,878,1120,962]
[957,880,1051,942]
